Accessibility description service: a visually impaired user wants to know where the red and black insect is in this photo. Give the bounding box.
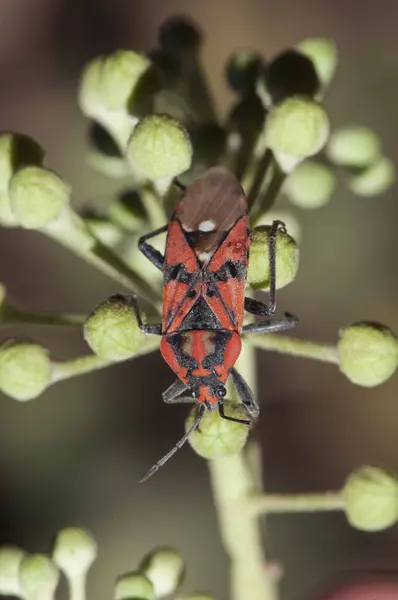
[133,166,298,481]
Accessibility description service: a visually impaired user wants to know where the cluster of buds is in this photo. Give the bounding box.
[0,528,213,600]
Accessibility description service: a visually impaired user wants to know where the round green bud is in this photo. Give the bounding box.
[181,594,218,600]
[0,133,45,192]
[326,126,380,168]
[0,339,51,401]
[84,295,144,361]
[284,160,335,208]
[9,166,70,229]
[296,37,338,88]
[226,49,264,95]
[265,50,320,104]
[114,571,154,600]
[348,156,395,197]
[0,192,17,226]
[344,466,398,531]
[159,17,202,55]
[19,554,60,600]
[248,226,299,290]
[78,57,105,115]
[0,546,26,595]
[338,322,398,387]
[101,51,152,112]
[265,96,330,166]
[127,115,192,180]
[186,402,250,460]
[52,527,97,578]
[140,547,185,598]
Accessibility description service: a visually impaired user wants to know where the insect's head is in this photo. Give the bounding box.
[190,373,228,409]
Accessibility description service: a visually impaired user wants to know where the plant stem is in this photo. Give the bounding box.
[43,207,159,306]
[67,574,86,600]
[208,342,278,600]
[247,334,339,364]
[51,336,160,383]
[248,491,345,516]
[2,304,85,327]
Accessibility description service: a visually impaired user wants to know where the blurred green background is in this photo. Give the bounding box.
[1,1,398,599]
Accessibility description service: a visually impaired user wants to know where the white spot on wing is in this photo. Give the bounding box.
[198,250,212,263]
[198,220,216,232]
[182,224,194,232]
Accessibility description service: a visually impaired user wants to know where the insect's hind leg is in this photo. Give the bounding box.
[218,398,252,426]
[127,294,162,335]
[230,367,259,422]
[138,224,168,271]
[242,311,298,335]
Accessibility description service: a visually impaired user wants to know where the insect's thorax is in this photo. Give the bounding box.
[160,329,242,406]
[161,216,249,335]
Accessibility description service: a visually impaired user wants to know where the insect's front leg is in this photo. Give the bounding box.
[162,378,195,404]
[129,295,162,335]
[250,219,287,315]
[230,367,259,422]
[138,224,168,271]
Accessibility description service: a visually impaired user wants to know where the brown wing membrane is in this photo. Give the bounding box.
[174,167,248,263]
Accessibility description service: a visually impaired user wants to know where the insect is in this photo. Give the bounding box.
[133,166,298,481]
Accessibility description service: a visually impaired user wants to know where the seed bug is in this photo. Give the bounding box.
[134,166,298,481]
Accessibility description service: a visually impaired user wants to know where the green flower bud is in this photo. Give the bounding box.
[9,166,70,229]
[181,594,218,600]
[344,466,398,531]
[265,50,320,104]
[127,115,192,181]
[0,133,45,192]
[101,51,152,112]
[284,160,335,208]
[338,322,398,387]
[265,96,330,171]
[19,554,59,600]
[226,49,264,95]
[248,226,299,290]
[84,295,144,361]
[326,126,380,168]
[114,571,154,600]
[0,340,51,401]
[140,547,185,598]
[186,402,250,460]
[0,546,26,595]
[296,37,338,88]
[0,192,17,226]
[52,527,97,578]
[159,17,202,56]
[78,57,105,115]
[349,156,395,197]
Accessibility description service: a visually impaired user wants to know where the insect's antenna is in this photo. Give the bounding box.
[139,405,205,483]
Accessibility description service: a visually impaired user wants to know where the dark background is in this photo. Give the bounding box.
[1,1,398,599]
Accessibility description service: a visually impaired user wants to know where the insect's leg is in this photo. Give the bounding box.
[162,379,195,404]
[174,178,186,192]
[242,312,298,335]
[128,294,162,335]
[230,367,259,421]
[139,405,205,482]
[218,400,251,426]
[249,219,287,316]
[138,224,168,271]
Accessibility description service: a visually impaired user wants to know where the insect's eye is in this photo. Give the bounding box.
[216,386,226,399]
